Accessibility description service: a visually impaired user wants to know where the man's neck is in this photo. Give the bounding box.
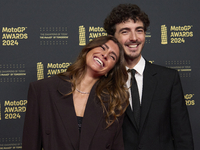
[125,55,141,69]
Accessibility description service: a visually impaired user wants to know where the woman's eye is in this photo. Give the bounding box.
[111,55,115,60]
[100,45,105,50]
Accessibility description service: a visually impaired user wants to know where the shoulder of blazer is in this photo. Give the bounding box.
[30,75,70,92]
[145,60,178,75]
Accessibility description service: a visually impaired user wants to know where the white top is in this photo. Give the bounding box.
[126,56,145,109]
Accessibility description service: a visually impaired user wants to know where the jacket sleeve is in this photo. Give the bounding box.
[111,114,125,150]
[22,82,42,150]
[170,70,194,150]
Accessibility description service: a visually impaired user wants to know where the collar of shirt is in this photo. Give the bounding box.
[126,56,145,76]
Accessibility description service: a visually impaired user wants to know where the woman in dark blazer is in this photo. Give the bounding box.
[22,36,129,150]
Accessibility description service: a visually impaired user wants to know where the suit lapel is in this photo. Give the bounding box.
[125,105,139,132]
[79,84,103,150]
[140,61,158,133]
[55,78,79,150]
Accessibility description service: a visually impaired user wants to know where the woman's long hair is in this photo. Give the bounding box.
[59,35,129,128]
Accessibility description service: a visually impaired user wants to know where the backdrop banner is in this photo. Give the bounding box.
[0,0,199,149]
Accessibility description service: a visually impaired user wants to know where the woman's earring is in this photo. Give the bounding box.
[105,73,107,77]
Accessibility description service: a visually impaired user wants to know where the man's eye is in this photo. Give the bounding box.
[121,31,128,34]
[137,29,144,32]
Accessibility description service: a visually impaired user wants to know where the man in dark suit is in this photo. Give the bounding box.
[104,4,194,150]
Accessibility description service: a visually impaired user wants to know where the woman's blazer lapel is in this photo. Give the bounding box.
[79,85,104,150]
[55,77,104,150]
[55,78,79,150]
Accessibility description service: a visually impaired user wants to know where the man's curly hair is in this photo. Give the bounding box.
[104,4,150,35]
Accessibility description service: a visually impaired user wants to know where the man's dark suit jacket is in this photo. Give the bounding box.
[22,75,124,150]
[123,61,194,150]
